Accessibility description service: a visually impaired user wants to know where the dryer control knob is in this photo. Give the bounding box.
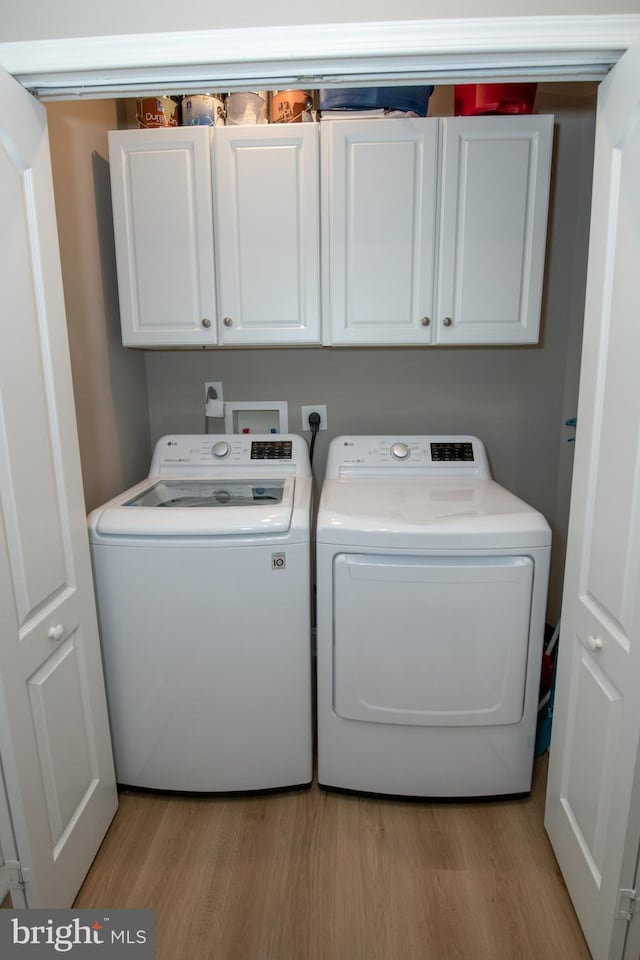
[212,441,231,459]
[391,442,411,461]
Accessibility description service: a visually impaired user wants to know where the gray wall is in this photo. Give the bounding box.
[44,83,596,624]
[145,84,597,622]
[46,100,151,512]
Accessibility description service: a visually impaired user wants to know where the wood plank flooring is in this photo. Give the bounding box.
[74,755,589,960]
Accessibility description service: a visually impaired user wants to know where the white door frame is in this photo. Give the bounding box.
[0,16,639,98]
[1,8,640,952]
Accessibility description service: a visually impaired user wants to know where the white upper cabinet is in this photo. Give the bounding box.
[213,124,321,345]
[322,115,553,346]
[437,115,553,345]
[108,127,217,347]
[109,115,552,349]
[321,118,439,345]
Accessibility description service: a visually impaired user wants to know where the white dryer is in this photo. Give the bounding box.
[316,435,551,798]
[88,434,312,793]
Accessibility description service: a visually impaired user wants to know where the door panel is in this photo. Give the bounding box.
[214,124,320,344]
[322,119,438,345]
[28,634,98,851]
[545,39,640,960]
[0,138,68,624]
[333,554,533,726]
[563,644,621,877]
[437,115,552,344]
[108,127,217,346]
[0,65,117,907]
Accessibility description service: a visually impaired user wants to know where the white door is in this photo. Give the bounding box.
[437,115,553,345]
[321,118,438,345]
[545,40,640,960]
[108,127,217,347]
[0,66,117,907]
[214,124,321,345]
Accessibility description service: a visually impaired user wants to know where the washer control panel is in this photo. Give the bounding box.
[327,436,491,479]
[250,440,293,460]
[430,441,475,462]
[149,434,308,476]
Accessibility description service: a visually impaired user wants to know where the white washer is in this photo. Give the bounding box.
[316,435,551,798]
[88,434,312,793]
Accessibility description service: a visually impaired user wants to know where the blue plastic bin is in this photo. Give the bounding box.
[319,86,434,116]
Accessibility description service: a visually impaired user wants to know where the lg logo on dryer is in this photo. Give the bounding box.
[272,552,286,570]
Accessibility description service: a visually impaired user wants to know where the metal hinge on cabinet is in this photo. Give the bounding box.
[617,888,640,922]
[6,860,31,892]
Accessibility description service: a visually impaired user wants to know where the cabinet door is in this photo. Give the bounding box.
[436,115,553,345]
[322,118,439,345]
[109,127,217,346]
[214,124,320,345]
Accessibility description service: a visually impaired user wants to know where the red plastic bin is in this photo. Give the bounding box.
[454,83,537,116]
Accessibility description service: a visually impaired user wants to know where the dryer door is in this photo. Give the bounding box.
[333,554,533,726]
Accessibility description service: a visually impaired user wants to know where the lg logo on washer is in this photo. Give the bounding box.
[272,552,286,570]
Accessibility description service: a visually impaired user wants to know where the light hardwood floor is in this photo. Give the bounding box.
[74,754,589,960]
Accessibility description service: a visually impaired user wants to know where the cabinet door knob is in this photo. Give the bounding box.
[421,317,431,327]
[223,317,233,327]
[201,318,211,328]
[587,634,603,652]
[48,624,65,642]
[442,317,453,327]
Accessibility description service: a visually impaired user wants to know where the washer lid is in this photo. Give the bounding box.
[316,478,551,549]
[124,478,286,508]
[92,476,296,537]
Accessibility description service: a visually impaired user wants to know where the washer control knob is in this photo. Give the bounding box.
[391,442,411,461]
[212,441,231,459]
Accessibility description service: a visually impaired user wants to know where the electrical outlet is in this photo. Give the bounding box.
[301,404,328,431]
[204,381,223,404]
[204,381,224,418]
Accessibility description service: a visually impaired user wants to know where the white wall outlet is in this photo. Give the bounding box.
[301,404,328,431]
[204,381,223,403]
[204,381,224,417]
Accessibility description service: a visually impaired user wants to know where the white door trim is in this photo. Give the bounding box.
[1,15,639,98]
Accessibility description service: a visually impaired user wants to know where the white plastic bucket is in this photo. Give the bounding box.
[182,94,226,126]
[225,92,269,125]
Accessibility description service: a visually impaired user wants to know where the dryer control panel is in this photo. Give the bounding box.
[327,436,492,479]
